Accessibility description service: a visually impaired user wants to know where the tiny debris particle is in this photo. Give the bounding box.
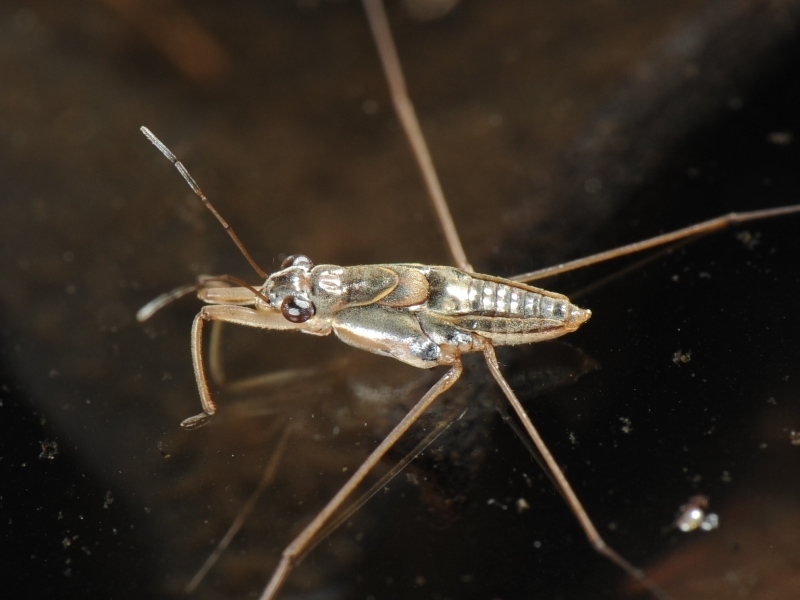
[790,431,800,446]
[487,498,508,510]
[516,497,530,513]
[700,513,720,531]
[157,441,172,459]
[39,439,58,460]
[619,417,632,434]
[672,349,692,365]
[677,506,704,532]
[103,491,114,509]
[675,495,719,532]
[736,230,760,250]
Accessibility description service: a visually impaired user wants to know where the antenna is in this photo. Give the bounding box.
[141,126,268,280]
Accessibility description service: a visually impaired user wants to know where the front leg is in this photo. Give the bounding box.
[184,305,310,429]
[207,321,226,386]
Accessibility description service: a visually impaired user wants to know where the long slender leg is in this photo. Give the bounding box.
[258,361,464,600]
[136,282,199,322]
[207,321,226,385]
[302,405,469,565]
[186,309,216,429]
[362,0,472,273]
[481,343,670,600]
[360,0,800,285]
[513,204,800,283]
[185,304,302,429]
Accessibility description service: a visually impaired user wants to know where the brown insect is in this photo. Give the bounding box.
[138,1,800,598]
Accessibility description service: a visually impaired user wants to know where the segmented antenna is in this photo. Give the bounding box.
[140,126,268,280]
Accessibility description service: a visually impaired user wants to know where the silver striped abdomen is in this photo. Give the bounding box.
[424,266,590,343]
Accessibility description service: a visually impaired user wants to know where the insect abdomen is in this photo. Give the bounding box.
[466,275,566,320]
[425,267,589,342]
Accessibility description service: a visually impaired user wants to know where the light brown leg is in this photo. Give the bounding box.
[184,309,216,429]
[258,360,464,600]
[303,403,470,564]
[136,282,199,322]
[207,320,226,386]
[513,205,800,283]
[185,304,304,429]
[362,0,472,273]
[481,342,670,600]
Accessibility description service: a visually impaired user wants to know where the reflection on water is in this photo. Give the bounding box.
[165,343,596,599]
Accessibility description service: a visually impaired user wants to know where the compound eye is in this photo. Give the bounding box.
[281,295,315,323]
[280,254,313,270]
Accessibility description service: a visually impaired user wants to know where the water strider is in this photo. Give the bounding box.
[138,1,800,598]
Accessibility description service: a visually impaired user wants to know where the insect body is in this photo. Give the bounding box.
[141,191,590,431]
[137,2,800,599]
[138,125,646,598]
[192,257,590,423]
